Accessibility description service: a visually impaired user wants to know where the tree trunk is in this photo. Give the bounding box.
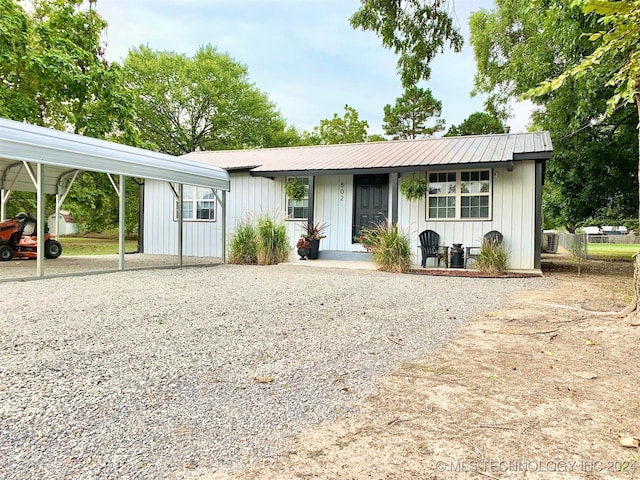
[628,82,640,316]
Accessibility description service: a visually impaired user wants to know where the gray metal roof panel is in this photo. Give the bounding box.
[181,132,553,175]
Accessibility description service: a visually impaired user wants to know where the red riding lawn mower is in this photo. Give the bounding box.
[0,212,63,261]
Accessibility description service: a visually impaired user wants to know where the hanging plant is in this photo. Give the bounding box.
[284,179,307,200]
[400,175,428,200]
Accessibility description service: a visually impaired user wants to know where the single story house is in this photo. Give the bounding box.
[142,132,553,271]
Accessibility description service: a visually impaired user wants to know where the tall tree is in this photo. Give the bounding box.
[470,0,638,231]
[522,0,640,313]
[0,0,135,140]
[444,111,504,137]
[123,44,291,155]
[303,104,370,145]
[382,86,445,139]
[0,0,140,234]
[350,0,463,87]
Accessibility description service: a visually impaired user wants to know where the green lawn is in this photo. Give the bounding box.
[587,243,640,261]
[59,237,138,256]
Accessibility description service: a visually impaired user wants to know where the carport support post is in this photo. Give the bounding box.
[36,163,45,277]
[221,190,226,263]
[177,183,183,267]
[118,175,125,270]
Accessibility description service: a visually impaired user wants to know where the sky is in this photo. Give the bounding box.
[94,0,535,136]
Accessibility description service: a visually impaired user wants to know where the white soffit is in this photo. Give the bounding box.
[0,118,230,195]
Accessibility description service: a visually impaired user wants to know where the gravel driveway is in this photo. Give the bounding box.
[0,264,546,479]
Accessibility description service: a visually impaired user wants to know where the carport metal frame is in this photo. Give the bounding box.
[0,118,230,277]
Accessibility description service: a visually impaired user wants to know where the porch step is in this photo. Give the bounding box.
[316,250,373,262]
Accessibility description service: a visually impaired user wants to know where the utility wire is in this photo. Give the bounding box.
[558,103,628,140]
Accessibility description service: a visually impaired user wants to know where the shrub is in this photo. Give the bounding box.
[365,221,412,273]
[475,240,509,275]
[256,215,290,265]
[228,221,258,264]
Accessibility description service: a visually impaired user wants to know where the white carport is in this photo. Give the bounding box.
[0,118,230,277]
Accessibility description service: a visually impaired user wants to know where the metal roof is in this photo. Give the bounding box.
[182,131,553,176]
[0,118,230,194]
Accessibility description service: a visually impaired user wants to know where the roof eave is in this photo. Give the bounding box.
[249,159,545,178]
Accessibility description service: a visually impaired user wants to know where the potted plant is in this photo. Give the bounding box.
[400,175,428,200]
[296,237,312,260]
[285,178,307,200]
[300,221,328,259]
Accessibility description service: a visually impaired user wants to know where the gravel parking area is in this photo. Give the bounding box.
[0,264,547,479]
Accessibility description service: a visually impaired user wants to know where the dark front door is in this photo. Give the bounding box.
[353,174,389,240]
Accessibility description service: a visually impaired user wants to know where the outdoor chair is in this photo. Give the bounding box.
[465,230,504,268]
[418,229,448,268]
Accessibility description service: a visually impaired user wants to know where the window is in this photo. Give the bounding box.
[174,185,216,221]
[427,170,491,220]
[286,176,309,220]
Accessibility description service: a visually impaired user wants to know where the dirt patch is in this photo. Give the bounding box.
[202,255,640,480]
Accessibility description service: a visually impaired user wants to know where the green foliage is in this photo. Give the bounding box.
[367,134,388,142]
[400,175,428,200]
[284,179,307,200]
[382,87,445,139]
[228,221,258,264]
[475,240,509,275]
[469,0,639,231]
[123,44,292,154]
[256,215,290,265]
[364,221,412,273]
[350,0,463,87]
[524,0,640,115]
[302,105,369,145]
[444,112,504,136]
[0,0,136,139]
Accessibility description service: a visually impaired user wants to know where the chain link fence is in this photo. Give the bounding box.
[557,232,588,259]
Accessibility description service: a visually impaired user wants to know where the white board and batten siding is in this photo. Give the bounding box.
[143,179,220,256]
[144,174,306,257]
[314,175,368,253]
[398,161,537,270]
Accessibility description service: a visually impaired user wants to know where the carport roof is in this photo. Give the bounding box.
[183,131,553,176]
[0,118,230,195]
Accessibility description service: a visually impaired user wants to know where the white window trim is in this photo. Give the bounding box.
[426,169,492,221]
[173,185,217,222]
[285,176,310,221]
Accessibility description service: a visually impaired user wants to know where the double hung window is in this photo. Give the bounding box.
[286,176,309,220]
[427,170,491,220]
[174,185,216,221]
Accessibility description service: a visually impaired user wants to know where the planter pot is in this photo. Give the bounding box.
[308,239,320,259]
[297,247,310,260]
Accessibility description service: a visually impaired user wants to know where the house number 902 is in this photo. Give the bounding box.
[339,182,345,201]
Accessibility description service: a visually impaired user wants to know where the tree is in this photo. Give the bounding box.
[350,0,463,87]
[367,133,388,142]
[382,87,445,139]
[521,0,640,313]
[0,0,135,140]
[0,0,141,234]
[444,112,503,137]
[123,44,291,155]
[469,0,638,232]
[303,104,369,145]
